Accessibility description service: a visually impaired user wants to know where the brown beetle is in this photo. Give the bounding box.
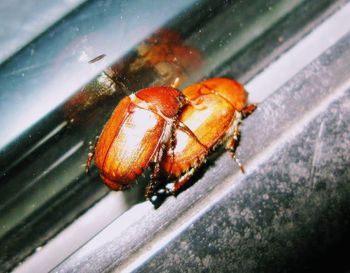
[87,86,187,196]
[160,78,256,195]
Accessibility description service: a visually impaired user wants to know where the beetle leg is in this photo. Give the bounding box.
[146,132,179,205]
[147,118,203,201]
[226,104,256,173]
[145,163,160,200]
[145,142,167,200]
[226,123,241,150]
[226,124,245,173]
[165,167,196,195]
[228,149,245,173]
[165,123,209,195]
[164,125,178,180]
[241,103,257,118]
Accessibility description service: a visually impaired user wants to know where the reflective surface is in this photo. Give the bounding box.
[0,0,202,270]
[0,0,347,272]
[53,5,350,273]
[0,0,87,63]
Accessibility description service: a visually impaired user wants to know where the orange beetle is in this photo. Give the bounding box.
[88,87,187,196]
[159,78,256,196]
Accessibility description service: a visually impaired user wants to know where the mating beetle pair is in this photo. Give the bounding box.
[87,78,256,205]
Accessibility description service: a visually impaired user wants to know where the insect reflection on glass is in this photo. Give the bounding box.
[64,29,202,125]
